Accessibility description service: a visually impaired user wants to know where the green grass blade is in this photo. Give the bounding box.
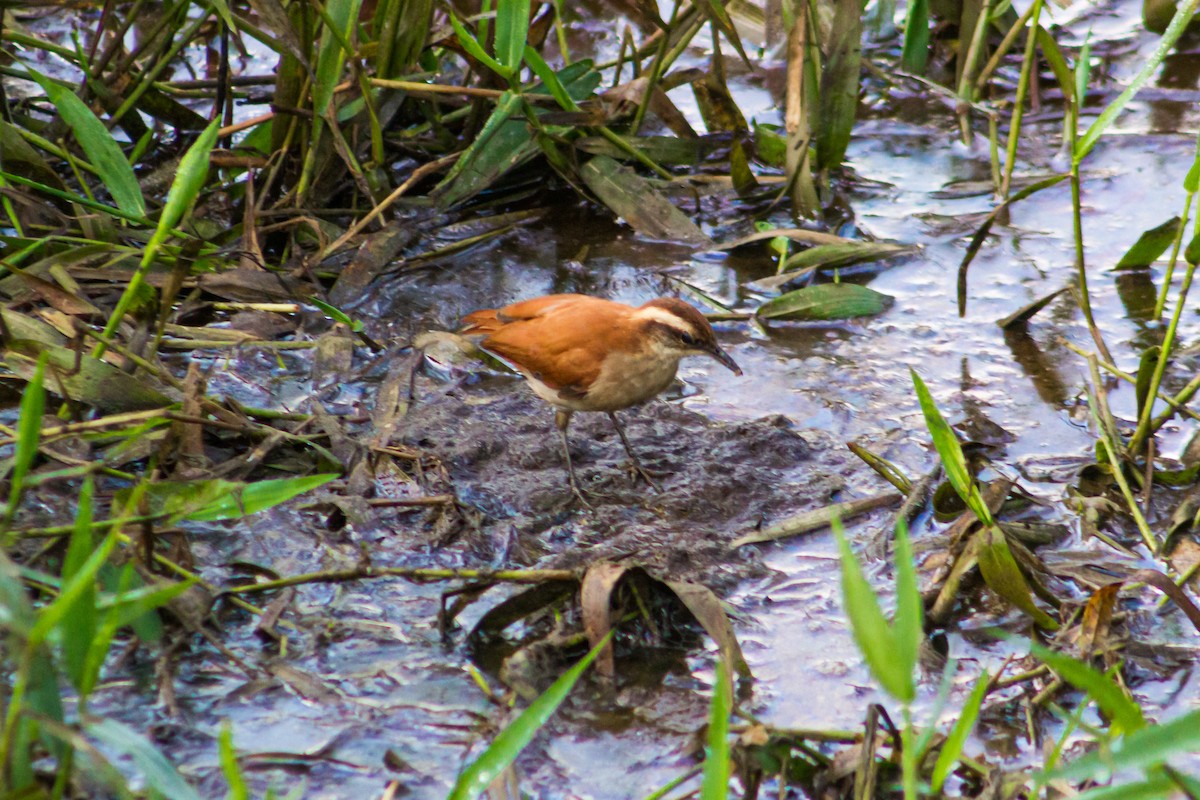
[448,631,613,799]
[28,533,118,649]
[835,519,912,702]
[450,11,510,78]
[25,67,145,218]
[61,476,97,690]
[911,368,992,525]
[97,119,219,352]
[219,721,248,800]
[524,46,578,110]
[976,525,1059,630]
[3,353,47,529]
[901,0,930,72]
[1074,0,1199,164]
[700,660,732,800]
[494,0,531,73]
[314,0,363,115]
[185,474,338,521]
[86,718,204,800]
[892,519,923,694]
[1028,642,1144,734]
[931,669,989,791]
[1048,709,1200,782]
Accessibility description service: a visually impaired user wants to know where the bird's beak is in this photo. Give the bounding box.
[710,346,742,376]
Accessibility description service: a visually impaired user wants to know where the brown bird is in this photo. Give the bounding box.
[461,294,742,504]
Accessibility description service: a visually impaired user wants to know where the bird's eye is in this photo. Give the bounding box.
[680,332,697,346]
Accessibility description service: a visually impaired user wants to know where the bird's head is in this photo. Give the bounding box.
[635,297,742,375]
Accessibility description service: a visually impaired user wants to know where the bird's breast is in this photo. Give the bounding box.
[568,349,680,412]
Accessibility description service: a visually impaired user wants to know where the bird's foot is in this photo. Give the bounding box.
[622,460,666,493]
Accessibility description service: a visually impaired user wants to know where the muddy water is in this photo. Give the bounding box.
[59,11,1200,800]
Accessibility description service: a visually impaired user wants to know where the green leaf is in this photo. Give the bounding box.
[700,660,732,800]
[4,352,46,525]
[314,0,364,115]
[220,721,248,800]
[449,11,510,78]
[1074,33,1092,109]
[901,0,930,72]
[130,474,338,523]
[931,670,990,791]
[494,0,532,72]
[86,718,204,800]
[1114,218,1182,269]
[976,526,1059,629]
[524,46,577,111]
[1185,230,1200,266]
[29,533,118,649]
[579,155,710,245]
[1028,643,1144,734]
[911,368,992,525]
[756,283,895,321]
[835,519,913,702]
[1185,130,1200,193]
[1048,709,1200,783]
[62,476,97,690]
[1074,775,1178,800]
[1074,0,1200,164]
[4,345,173,414]
[1135,346,1161,421]
[25,67,146,217]
[892,520,922,695]
[781,241,914,273]
[99,576,194,632]
[309,297,364,332]
[448,631,614,799]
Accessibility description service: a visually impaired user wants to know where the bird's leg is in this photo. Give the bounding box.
[607,412,662,492]
[556,410,592,508]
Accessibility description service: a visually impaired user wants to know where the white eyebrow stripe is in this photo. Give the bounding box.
[635,306,695,334]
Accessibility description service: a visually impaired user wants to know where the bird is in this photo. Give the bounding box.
[460,293,742,505]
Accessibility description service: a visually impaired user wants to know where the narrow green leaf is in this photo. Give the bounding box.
[892,520,922,692]
[1074,775,1178,800]
[1048,709,1200,782]
[186,474,338,521]
[4,353,46,525]
[449,11,510,78]
[700,661,732,800]
[314,0,363,115]
[976,526,1059,629]
[1114,218,1181,269]
[931,670,990,791]
[25,67,145,217]
[756,283,895,321]
[100,577,194,632]
[1185,130,1200,193]
[1036,28,1075,102]
[86,718,204,800]
[220,721,248,800]
[1074,0,1200,164]
[448,631,614,799]
[901,0,930,72]
[1185,230,1200,266]
[62,476,97,690]
[911,369,993,524]
[1074,33,1092,109]
[28,533,118,648]
[524,46,577,111]
[309,297,364,332]
[494,0,532,72]
[1028,642,1144,734]
[1135,346,1161,421]
[835,520,912,702]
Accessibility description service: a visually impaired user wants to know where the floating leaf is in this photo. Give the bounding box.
[756,283,894,321]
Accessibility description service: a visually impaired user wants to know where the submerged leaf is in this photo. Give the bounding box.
[756,283,894,321]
